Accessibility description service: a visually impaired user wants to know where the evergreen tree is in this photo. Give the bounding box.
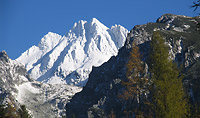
[191,103,200,118]
[119,42,149,117]
[150,31,188,118]
[0,104,6,118]
[192,0,200,12]
[18,105,32,118]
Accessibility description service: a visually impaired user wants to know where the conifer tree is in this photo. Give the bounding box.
[150,31,188,118]
[18,105,32,118]
[119,42,148,117]
[5,102,20,118]
[0,104,6,118]
[192,0,200,12]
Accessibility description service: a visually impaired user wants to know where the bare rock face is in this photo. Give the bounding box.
[66,14,200,118]
[0,50,9,63]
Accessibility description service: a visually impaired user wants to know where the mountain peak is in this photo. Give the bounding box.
[70,18,109,37]
[38,32,62,50]
[46,32,58,36]
[16,19,128,86]
[90,18,100,24]
[71,18,105,30]
[156,14,192,23]
[72,20,87,29]
[0,50,9,62]
[0,50,8,57]
[90,18,108,30]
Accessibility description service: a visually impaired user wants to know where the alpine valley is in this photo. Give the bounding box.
[1,14,200,118]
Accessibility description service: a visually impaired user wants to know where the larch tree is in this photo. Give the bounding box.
[150,31,188,118]
[109,109,116,118]
[5,102,20,118]
[119,42,149,118]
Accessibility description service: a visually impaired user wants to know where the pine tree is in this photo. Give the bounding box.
[191,0,200,12]
[119,42,148,117]
[18,105,32,118]
[191,103,200,118]
[0,104,6,118]
[150,31,188,118]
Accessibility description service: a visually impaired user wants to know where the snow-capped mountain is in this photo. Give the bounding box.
[0,50,81,118]
[66,14,200,118]
[16,18,128,86]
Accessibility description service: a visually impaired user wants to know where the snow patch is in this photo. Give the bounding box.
[16,82,40,103]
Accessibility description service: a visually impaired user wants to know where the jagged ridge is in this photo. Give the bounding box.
[16,18,128,86]
[66,14,200,118]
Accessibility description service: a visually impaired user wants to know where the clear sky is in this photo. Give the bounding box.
[0,0,198,59]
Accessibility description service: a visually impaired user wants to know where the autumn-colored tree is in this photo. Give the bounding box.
[119,42,149,118]
[5,102,20,118]
[109,109,116,118]
[150,31,188,118]
[123,42,144,101]
[0,100,32,118]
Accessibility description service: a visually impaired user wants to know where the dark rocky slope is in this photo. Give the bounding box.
[66,14,200,118]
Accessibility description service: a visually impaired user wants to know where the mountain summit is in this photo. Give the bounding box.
[16,18,128,86]
[66,14,200,118]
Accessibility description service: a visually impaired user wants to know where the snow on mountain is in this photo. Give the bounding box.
[16,32,63,71]
[0,51,81,118]
[16,18,128,86]
[15,82,81,118]
[66,14,200,118]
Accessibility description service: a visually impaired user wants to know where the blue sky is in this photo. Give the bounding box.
[0,0,197,59]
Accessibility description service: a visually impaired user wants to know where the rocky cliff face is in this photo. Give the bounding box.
[0,51,82,118]
[66,14,200,118]
[0,50,31,106]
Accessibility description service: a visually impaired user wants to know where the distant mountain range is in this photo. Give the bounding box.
[16,18,128,86]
